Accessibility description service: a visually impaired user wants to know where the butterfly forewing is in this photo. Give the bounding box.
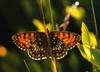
[12,32,48,60]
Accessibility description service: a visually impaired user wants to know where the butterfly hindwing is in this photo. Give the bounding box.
[27,32,48,60]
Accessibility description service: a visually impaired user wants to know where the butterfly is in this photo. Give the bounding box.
[12,31,80,60]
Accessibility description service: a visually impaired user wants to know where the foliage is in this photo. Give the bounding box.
[78,22,100,72]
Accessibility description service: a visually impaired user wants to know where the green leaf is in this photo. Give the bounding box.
[93,66,100,72]
[91,49,100,68]
[89,32,97,49]
[81,22,97,49]
[78,44,91,61]
[76,44,100,70]
[81,22,90,46]
[81,22,98,62]
[81,22,92,60]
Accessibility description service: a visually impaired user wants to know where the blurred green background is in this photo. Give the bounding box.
[0,0,99,72]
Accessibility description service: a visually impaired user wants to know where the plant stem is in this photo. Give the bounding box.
[51,57,57,72]
[59,1,79,31]
[38,0,47,32]
[48,0,54,31]
[24,60,31,72]
[48,0,57,70]
[90,0,100,49]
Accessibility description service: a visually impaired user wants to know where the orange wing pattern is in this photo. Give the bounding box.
[12,31,80,60]
[50,31,80,59]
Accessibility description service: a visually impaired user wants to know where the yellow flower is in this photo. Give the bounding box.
[33,19,45,32]
[0,45,7,57]
[65,6,85,20]
[32,19,52,32]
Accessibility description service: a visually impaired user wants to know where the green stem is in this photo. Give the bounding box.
[39,0,46,26]
[90,0,100,48]
[24,60,31,72]
[48,0,54,31]
[47,0,57,71]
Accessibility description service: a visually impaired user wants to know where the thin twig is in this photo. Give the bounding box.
[59,1,79,31]
[46,0,57,72]
[39,1,57,72]
[48,0,54,31]
[90,0,100,49]
[23,60,31,72]
[38,0,47,32]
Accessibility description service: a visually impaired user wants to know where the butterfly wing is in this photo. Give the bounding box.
[27,32,48,60]
[12,32,48,60]
[12,32,37,51]
[50,31,80,59]
[12,31,80,60]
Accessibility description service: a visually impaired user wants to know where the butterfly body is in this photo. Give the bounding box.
[12,31,80,60]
